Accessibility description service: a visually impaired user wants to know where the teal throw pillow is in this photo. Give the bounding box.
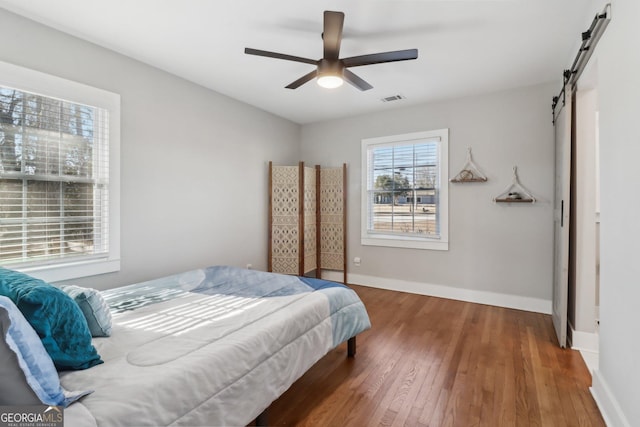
[0,268,103,371]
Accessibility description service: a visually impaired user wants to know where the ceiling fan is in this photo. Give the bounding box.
[244,11,418,91]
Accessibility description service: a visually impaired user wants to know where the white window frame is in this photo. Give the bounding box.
[0,61,120,282]
[361,129,448,251]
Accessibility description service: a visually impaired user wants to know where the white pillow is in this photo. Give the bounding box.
[59,285,112,337]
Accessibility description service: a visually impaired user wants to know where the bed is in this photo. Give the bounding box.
[53,265,371,426]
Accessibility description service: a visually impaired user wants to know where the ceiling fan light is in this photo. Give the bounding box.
[317,75,343,89]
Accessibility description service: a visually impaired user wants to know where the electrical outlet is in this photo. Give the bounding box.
[246,263,252,270]
[353,257,361,266]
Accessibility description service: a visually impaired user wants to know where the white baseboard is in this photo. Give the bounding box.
[591,370,632,427]
[323,271,552,314]
[570,327,599,353]
[569,324,600,375]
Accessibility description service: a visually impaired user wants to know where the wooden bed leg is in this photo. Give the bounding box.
[255,408,268,426]
[348,336,356,357]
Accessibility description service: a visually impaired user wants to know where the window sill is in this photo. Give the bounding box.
[15,258,120,283]
[361,235,448,251]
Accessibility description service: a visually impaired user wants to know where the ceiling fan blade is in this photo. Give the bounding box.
[285,70,318,89]
[343,69,373,91]
[342,49,418,68]
[323,11,344,60]
[244,48,317,65]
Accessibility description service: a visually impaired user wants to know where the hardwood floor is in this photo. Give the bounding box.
[267,285,604,426]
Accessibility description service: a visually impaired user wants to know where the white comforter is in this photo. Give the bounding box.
[59,266,370,426]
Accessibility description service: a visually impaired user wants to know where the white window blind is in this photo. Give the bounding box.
[361,129,448,251]
[367,139,440,236]
[0,86,110,268]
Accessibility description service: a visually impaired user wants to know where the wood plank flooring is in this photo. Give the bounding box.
[266,285,604,426]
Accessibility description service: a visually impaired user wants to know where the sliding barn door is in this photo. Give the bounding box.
[552,86,573,348]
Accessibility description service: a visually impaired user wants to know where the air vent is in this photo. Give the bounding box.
[381,94,406,103]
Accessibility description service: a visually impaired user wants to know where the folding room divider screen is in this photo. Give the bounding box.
[268,161,347,283]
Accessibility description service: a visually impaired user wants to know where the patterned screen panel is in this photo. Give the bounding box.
[320,167,345,271]
[303,167,317,274]
[271,166,299,274]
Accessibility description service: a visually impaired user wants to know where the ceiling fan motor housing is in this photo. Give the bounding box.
[318,58,344,78]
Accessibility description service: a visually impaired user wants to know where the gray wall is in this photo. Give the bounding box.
[301,83,556,304]
[588,0,640,425]
[0,8,301,289]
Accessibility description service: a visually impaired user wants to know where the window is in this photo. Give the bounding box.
[0,61,120,282]
[361,129,448,250]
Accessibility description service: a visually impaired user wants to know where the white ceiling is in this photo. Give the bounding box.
[0,0,591,124]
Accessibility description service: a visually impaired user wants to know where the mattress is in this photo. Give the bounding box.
[59,266,371,426]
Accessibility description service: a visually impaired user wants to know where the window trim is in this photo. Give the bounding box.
[0,61,120,282]
[361,129,449,251]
